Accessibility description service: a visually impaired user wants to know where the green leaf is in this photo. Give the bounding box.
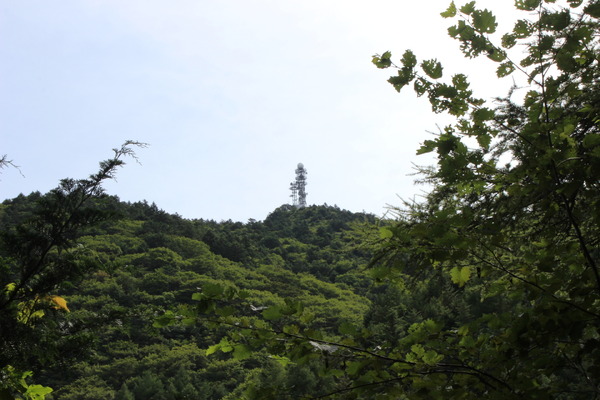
[414,78,430,96]
[191,292,203,301]
[25,385,53,400]
[300,311,315,325]
[233,344,252,360]
[196,299,216,313]
[556,49,578,72]
[372,51,392,69]
[515,0,541,11]
[269,355,294,367]
[202,283,224,297]
[388,75,411,92]
[283,324,300,335]
[422,318,442,334]
[487,47,506,62]
[379,227,393,239]
[459,1,476,15]
[209,337,233,354]
[421,59,443,79]
[541,10,571,31]
[181,317,196,327]
[477,133,492,149]
[538,35,555,51]
[283,298,304,315]
[262,306,283,321]
[513,20,533,38]
[153,311,176,328]
[450,266,471,287]
[346,360,368,376]
[583,134,600,149]
[411,344,426,358]
[216,305,236,317]
[501,33,517,49]
[497,61,515,77]
[472,9,498,33]
[423,350,444,365]
[401,50,417,69]
[473,108,495,122]
[584,2,600,17]
[436,84,458,99]
[458,325,469,336]
[205,343,220,356]
[4,282,16,294]
[451,74,469,90]
[391,362,413,372]
[370,265,392,281]
[417,140,437,155]
[30,310,45,320]
[339,321,358,336]
[440,2,457,18]
[459,335,476,348]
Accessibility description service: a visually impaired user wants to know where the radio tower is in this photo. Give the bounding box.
[290,163,307,208]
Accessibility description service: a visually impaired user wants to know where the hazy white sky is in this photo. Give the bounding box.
[1,0,521,221]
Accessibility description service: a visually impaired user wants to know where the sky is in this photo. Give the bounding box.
[0,0,522,222]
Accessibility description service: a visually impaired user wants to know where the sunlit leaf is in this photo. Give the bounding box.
[460,1,476,15]
[379,227,393,239]
[4,282,16,294]
[50,296,70,312]
[205,343,220,356]
[440,2,457,18]
[25,384,53,400]
[191,292,203,301]
[450,266,471,287]
[269,355,294,367]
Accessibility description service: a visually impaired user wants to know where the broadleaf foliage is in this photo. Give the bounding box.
[189,1,600,398]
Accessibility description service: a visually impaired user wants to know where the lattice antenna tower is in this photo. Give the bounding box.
[289,163,307,208]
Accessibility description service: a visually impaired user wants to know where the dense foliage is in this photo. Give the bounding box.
[0,142,146,399]
[1,0,599,399]
[191,0,600,398]
[1,184,376,399]
[369,0,600,397]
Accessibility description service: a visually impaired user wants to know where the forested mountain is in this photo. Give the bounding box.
[0,189,379,399]
[2,1,599,399]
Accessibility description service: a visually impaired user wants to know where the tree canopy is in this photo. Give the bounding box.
[1,1,599,399]
[196,0,600,398]
[368,1,600,396]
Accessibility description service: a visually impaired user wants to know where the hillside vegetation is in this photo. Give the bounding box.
[1,190,380,399]
[2,0,599,398]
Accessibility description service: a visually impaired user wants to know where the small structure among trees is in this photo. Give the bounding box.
[289,163,307,208]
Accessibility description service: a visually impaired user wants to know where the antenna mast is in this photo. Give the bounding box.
[290,163,307,208]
